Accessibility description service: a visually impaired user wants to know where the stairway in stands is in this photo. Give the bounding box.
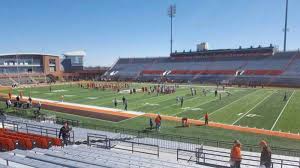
[8,77,17,85]
[266,52,300,85]
[29,76,38,84]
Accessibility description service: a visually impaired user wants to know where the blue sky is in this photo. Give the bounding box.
[0,0,299,66]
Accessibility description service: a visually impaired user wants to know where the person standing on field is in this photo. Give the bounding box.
[124,99,128,111]
[283,92,287,101]
[202,89,206,96]
[204,113,209,125]
[176,96,180,104]
[37,101,42,111]
[155,114,161,131]
[6,99,11,108]
[149,118,153,130]
[180,97,184,107]
[122,96,126,105]
[113,98,117,108]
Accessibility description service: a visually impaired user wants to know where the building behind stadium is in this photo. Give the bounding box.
[0,53,60,75]
[0,51,108,85]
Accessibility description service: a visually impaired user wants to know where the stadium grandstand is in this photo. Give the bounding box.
[103,44,300,87]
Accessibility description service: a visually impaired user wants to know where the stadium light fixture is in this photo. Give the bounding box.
[283,0,289,52]
[168,4,176,55]
[16,54,20,84]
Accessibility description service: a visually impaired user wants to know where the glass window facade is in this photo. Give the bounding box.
[65,56,83,66]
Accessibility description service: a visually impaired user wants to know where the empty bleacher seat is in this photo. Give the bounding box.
[0,128,61,151]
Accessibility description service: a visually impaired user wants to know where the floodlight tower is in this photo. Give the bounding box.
[168,4,176,55]
[283,0,289,52]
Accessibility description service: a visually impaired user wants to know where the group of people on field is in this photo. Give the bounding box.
[77,81,129,92]
[113,96,128,111]
[176,96,184,107]
[6,91,42,111]
[149,114,162,131]
[145,84,176,96]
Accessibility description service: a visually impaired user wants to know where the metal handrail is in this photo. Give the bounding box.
[4,115,300,158]
[56,117,80,127]
[5,120,75,143]
[112,139,160,157]
[177,148,300,168]
[87,133,160,157]
[90,123,298,151]
[81,123,300,157]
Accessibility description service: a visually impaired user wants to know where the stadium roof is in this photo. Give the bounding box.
[0,53,60,57]
[63,50,86,57]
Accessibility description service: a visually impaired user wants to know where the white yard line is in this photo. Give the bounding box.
[199,90,259,120]
[117,114,143,123]
[270,90,296,131]
[130,89,189,107]
[158,94,210,113]
[172,97,218,116]
[171,86,246,117]
[232,91,275,125]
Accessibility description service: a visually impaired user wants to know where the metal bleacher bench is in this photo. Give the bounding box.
[0,152,64,168]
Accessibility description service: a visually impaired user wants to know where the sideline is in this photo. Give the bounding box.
[144,113,300,141]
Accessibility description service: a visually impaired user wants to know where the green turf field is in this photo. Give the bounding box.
[4,83,300,134]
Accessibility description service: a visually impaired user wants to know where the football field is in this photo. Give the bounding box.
[6,83,300,134]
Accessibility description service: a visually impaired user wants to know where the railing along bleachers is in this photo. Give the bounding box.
[1,116,300,168]
[0,119,70,151]
[177,147,300,168]
[0,79,14,86]
[4,119,74,144]
[5,115,300,158]
[87,133,160,157]
[0,73,51,86]
[10,77,34,85]
[3,131,295,168]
